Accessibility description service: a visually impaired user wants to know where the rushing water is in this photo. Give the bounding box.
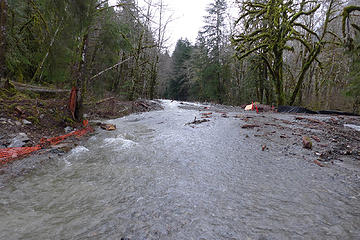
[0,100,360,239]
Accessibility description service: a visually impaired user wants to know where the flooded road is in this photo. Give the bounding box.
[1,100,360,239]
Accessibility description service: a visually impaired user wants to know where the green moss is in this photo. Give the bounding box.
[0,89,7,100]
[54,110,75,126]
[7,103,17,111]
[23,90,40,99]
[63,116,75,125]
[26,116,40,125]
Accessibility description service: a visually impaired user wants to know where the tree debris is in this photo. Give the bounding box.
[242,124,260,129]
[186,117,210,125]
[100,124,116,131]
[95,97,115,105]
[311,135,321,142]
[302,136,313,149]
[314,160,325,167]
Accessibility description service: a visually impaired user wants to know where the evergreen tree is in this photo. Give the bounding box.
[168,39,192,100]
[190,0,229,103]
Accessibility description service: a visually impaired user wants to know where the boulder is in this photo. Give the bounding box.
[8,133,30,148]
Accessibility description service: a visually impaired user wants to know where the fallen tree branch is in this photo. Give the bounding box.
[90,56,133,80]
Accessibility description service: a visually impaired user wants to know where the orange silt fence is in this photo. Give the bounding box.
[0,146,42,165]
[0,124,93,166]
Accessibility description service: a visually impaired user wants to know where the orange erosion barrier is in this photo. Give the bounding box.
[0,122,93,166]
[69,86,77,120]
[251,102,259,114]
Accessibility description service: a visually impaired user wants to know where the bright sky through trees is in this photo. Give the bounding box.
[109,0,210,52]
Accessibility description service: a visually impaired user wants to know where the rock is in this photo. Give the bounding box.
[311,135,321,142]
[39,114,45,119]
[64,126,73,133]
[8,133,30,148]
[22,119,32,125]
[302,136,312,149]
[100,124,116,131]
[15,121,21,126]
[51,143,72,153]
[7,120,14,126]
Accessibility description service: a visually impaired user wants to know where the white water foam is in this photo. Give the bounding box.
[71,146,90,154]
[63,146,90,166]
[345,124,360,131]
[103,136,137,149]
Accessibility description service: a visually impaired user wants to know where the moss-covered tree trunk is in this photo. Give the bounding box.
[128,32,143,101]
[273,48,285,105]
[149,54,159,99]
[289,45,321,105]
[75,33,89,121]
[0,0,7,79]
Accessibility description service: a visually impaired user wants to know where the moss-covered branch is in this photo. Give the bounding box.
[342,6,360,38]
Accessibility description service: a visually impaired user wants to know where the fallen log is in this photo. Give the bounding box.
[241,124,260,129]
[96,97,115,105]
[11,81,70,93]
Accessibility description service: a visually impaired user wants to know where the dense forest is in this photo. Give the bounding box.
[1,0,360,116]
[161,0,360,114]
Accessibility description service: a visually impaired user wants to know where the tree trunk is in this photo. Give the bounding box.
[289,46,321,105]
[31,23,62,82]
[149,54,159,99]
[273,49,284,105]
[128,32,143,101]
[112,52,125,92]
[75,33,89,121]
[0,0,7,79]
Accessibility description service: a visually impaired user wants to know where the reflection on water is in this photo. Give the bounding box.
[0,100,359,239]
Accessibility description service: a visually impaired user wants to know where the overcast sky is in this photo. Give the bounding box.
[108,0,218,53]
[159,0,210,52]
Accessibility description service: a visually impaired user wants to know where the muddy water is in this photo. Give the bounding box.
[0,100,359,239]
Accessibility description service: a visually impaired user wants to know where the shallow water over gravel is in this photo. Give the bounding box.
[0,100,360,239]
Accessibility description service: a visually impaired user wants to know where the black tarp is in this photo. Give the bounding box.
[277,106,318,114]
[277,106,359,116]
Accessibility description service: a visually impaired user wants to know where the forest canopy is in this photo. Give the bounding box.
[0,0,360,114]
